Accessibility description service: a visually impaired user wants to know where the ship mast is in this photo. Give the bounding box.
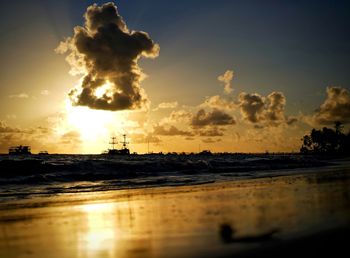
[109,137,117,150]
[121,134,129,149]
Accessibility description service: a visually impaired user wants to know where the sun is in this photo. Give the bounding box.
[62,100,128,153]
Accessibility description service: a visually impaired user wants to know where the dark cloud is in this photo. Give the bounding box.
[191,108,235,127]
[198,127,225,137]
[202,138,222,143]
[286,116,298,125]
[254,124,264,129]
[238,91,294,127]
[265,92,286,124]
[57,2,159,111]
[313,87,350,125]
[153,125,194,136]
[60,131,81,145]
[238,93,265,123]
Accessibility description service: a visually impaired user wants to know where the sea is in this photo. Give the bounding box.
[0,153,333,201]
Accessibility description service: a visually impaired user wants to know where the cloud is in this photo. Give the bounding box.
[169,110,192,122]
[57,2,159,111]
[41,90,50,95]
[238,91,293,127]
[0,121,59,153]
[311,87,350,125]
[191,108,235,127]
[0,120,21,133]
[238,92,265,123]
[265,92,286,126]
[286,116,298,125]
[60,131,81,145]
[218,70,234,94]
[131,133,161,144]
[153,125,194,136]
[9,93,29,99]
[0,121,53,135]
[153,101,178,111]
[198,127,224,137]
[202,138,222,143]
[201,95,236,110]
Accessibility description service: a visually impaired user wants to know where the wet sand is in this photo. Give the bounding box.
[1,165,350,258]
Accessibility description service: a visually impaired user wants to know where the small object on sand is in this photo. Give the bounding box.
[219,223,279,243]
[220,223,235,243]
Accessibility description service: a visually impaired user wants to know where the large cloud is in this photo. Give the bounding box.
[57,2,159,111]
[238,91,293,127]
[312,87,350,125]
[191,108,236,127]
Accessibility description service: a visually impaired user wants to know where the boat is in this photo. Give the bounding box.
[104,134,130,155]
[9,145,32,155]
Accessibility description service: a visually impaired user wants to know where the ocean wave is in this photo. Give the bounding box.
[0,154,329,198]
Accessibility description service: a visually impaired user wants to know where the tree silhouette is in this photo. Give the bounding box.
[300,122,350,155]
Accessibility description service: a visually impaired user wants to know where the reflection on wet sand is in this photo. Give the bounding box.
[78,203,118,258]
[1,168,350,258]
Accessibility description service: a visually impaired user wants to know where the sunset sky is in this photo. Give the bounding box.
[0,0,349,154]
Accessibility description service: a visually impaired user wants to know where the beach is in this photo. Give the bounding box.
[1,159,349,258]
[1,1,349,257]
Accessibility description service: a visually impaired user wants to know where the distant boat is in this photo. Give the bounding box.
[104,134,130,155]
[9,145,31,155]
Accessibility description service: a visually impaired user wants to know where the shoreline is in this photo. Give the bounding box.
[0,163,349,257]
[0,157,349,203]
[0,156,348,201]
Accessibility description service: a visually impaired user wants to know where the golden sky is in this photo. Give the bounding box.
[0,1,349,154]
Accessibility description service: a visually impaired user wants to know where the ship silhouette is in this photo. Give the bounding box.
[103,134,130,155]
[9,145,31,155]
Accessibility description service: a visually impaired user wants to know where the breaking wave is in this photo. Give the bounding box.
[0,154,328,199]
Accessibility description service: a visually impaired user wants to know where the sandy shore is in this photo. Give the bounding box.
[1,164,350,258]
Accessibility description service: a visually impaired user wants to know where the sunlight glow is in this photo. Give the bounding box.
[61,100,130,153]
[65,102,114,139]
[94,82,113,99]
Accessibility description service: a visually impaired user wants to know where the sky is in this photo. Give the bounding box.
[0,0,349,154]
